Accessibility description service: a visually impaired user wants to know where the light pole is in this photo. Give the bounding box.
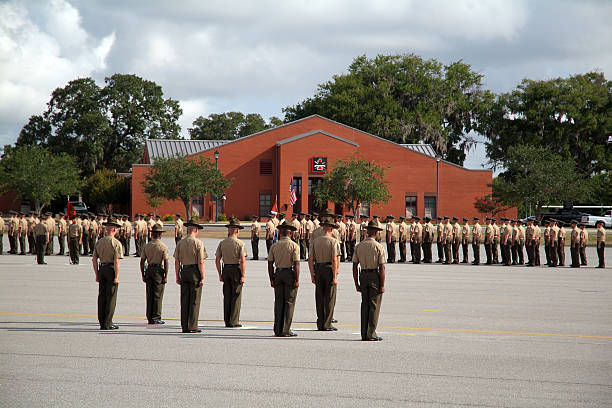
[436,155,441,219]
[214,150,219,169]
[213,150,220,220]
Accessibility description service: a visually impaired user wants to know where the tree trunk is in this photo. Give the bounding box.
[182,199,191,220]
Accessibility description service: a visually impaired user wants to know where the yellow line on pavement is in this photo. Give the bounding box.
[2,311,612,340]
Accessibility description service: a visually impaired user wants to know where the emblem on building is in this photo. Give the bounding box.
[311,157,327,173]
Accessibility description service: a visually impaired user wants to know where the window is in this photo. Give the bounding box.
[424,196,436,219]
[259,193,272,217]
[259,160,272,175]
[405,195,417,218]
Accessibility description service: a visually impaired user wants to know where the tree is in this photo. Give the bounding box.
[473,194,508,217]
[313,156,390,215]
[141,156,232,218]
[481,72,612,179]
[16,74,183,176]
[146,195,164,217]
[0,145,81,212]
[283,54,490,165]
[491,145,591,218]
[82,169,129,213]
[188,112,282,140]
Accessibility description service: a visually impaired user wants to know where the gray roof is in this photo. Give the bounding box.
[276,130,359,147]
[146,139,228,161]
[399,144,437,158]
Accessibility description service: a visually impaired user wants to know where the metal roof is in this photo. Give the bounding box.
[145,139,228,161]
[276,130,359,147]
[399,144,437,158]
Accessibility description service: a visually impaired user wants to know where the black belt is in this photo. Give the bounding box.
[276,267,293,272]
[315,262,332,267]
[223,264,239,267]
[100,263,114,267]
[361,268,378,273]
[148,263,163,268]
[182,264,198,269]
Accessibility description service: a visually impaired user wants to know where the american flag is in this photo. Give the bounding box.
[289,182,297,205]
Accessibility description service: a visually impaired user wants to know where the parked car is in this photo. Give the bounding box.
[581,210,612,228]
[540,208,590,225]
[64,200,88,215]
[519,216,537,224]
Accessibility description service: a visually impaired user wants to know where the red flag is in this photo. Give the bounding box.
[66,201,76,220]
[271,198,278,214]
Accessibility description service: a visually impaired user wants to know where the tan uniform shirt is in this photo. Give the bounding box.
[597,226,606,243]
[512,225,519,243]
[271,217,279,227]
[251,221,260,238]
[265,220,276,239]
[353,237,386,269]
[360,221,367,241]
[141,238,169,265]
[306,220,315,238]
[33,222,49,236]
[444,223,453,244]
[493,224,500,242]
[175,218,184,238]
[518,225,526,244]
[27,216,36,234]
[0,217,5,233]
[299,219,307,240]
[82,219,90,235]
[557,227,565,243]
[309,235,340,263]
[436,223,444,242]
[533,226,542,244]
[268,236,300,268]
[90,220,99,238]
[124,221,132,237]
[337,221,346,241]
[544,226,551,244]
[413,223,423,243]
[155,220,163,229]
[550,225,559,242]
[525,225,534,242]
[462,224,471,243]
[8,217,18,234]
[385,222,397,242]
[147,219,155,235]
[579,229,588,247]
[93,235,124,263]
[423,222,435,242]
[452,222,461,243]
[485,224,494,244]
[313,219,320,228]
[215,236,246,264]
[174,235,207,265]
[19,218,28,236]
[292,219,301,235]
[504,224,513,245]
[59,218,67,235]
[398,222,407,242]
[571,227,580,244]
[472,223,482,244]
[68,223,82,238]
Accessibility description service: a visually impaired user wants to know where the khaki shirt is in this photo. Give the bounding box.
[82,219,90,233]
[174,235,207,265]
[215,236,246,264]
[89,220,98,237]
[59,218,67,234]
[461,224,471,243]
[597,226,605,243]
[550,225,559,242]
[27,216,37,233]
[306,220,315,238]
[265,220,275,239]
[493,224,500,241]
[452,222,461,243]
[472,223,482,244]
[0,217,5,233]
[579,229,588,247]
[8,217,18,234]
[45,218,55,235]
[292,219,301,235]
[68,223,82,238]
[385,222,397,242]
[533,226,542,243]
[309,234,340,263]
[544,226,551,244]
[436,223,444,242]
[271,217,279,227]
[558,227,566,242]
[512,225,519,243]
[93,235,124,263]
[571,227,580,244]
[352,237,386,269]
[518,225,526,243]
[359,221,367,241]
[337,221,346,241]
[346,220,356,241]
[268,236,300,268]
[413,223,423,243]
[251,221,260,238]
[33,222,49,236]
[525,225,534,241]
[155,220,163,229]
[141,238,169,265]
[398,221,407,242]
[19,218,28,235]
[299,219,307,240]
[423,222,435,242]
[313,219,320,228]
[124,221,132,236]
[175,218,184,237]
[485,224,494,243]
[444,223,453,244]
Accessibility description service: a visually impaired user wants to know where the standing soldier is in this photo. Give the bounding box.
[174,214,184,245]
[291,213,300,244]
[0,212,4,254]
[18,212,28,255]
[436,217,444,263]
[308,219,340,331]
[68,217,82,265]
[461,218,470,263]
[312,212,320,229]
[305,214,315,258]
[569,220,580,268]
[549,220,559,267]
[345,214,356,261]
[372,215,382,243]
[298,213,308,260]
[595,220,605,268]
[579,223,588,266]
[359,215,368,242]
[33,213,50,264]
[412,216,423,264]
[484,218,494,265]
[57,213,67,256]
[46,213,56,255]
[533,220,542,266]
[27,211,37,254]
[472,218,482,265]
[422,216,434,263]
[138,214,148,256]
[398,216,407,263]
[557,221,566,267]
[81,214,90,256]
[251,215,260,260]
[499,218,508,266]
[543,220,551,265]
[89,215,98,256]
[443,217,452,264]
[517,221,526,265]
[408,217,415,262]
[492,218,500,264]
[122,215,132,256]
[8,211,18,254]
[511,220,519,265]
[174,219,206,333]
[140,224,169,324]
[215,218,247,328]
[525,219,535,266]
[337,215,347,262]
[92,217,124,330]
[267,220,300,337]
[146,213,155,242]
[451,217,461,264]
[265,214,276,257]
[385,216,396,263]
[352,220,385,342]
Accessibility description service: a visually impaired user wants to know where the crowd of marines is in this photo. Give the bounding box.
[0,209,606,341]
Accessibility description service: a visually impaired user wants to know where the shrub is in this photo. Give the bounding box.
[217,213,227,222]
[162,214,174,221]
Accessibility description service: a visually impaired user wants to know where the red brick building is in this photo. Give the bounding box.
[131,115,516,221]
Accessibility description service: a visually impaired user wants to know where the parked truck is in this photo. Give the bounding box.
[581,210,612,228]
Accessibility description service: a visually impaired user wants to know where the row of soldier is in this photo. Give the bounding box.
[255,212,606,268]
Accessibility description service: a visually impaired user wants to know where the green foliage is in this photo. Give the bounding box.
[0,145,81,212]
[217,213,228,221]
[313,156,390,214]
[283,54,489,165]
[17,74,183,176]
[482,72,612,177]
[492,145,591,217]
[82,169,128,213]
[473,194,507,216]
[162,215,175,221]
[188,112,282,140]
[141,156,232,218]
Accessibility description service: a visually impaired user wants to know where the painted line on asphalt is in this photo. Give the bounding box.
[2,311,612,340]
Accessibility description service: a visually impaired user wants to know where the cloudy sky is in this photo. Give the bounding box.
[1,0,611,169]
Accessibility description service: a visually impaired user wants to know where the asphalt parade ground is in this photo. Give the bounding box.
[1,238,611,407]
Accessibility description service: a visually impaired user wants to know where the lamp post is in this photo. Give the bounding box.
[214,150,219,169]
[213,150,220,221]
[436,155,441,219]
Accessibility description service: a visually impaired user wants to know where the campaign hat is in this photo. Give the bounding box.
[277,220,297,231]
[103,217,122,228]
[151,224,165,233]
[365,220,383,231]
[184,219,203,229]
[225,218,244,229]
[320,221,339,229]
